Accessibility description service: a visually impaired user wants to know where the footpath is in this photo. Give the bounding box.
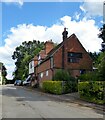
[22,86,105,115]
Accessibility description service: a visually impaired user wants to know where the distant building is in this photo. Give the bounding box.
[29,31,93,87]
[0,62,3,85]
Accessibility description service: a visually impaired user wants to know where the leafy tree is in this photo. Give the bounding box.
[12,40,44,80]
[2,64,7,84]
[97,24,105,80]
[89,52,100,66]
[97,52,105,81]
[2,65,7,77]
[98,24,105,52]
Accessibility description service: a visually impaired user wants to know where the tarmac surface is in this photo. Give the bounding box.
[22,85,105,115]
[1,84,105,119]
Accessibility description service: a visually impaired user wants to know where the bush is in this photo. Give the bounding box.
[98,57,105,81]
[42,81,63,94]
[52,69,78,93]
[42,80,78,95]
[78,81,105,104]
[52,69,71,81]
[78,71,100,81]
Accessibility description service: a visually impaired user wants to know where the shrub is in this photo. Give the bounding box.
[98,57,105,81]
[42,80,78,95]
[42,81,63,94]
[78,81,105,104]
[52,69,78,92]
[78,71,99,81]
[52,69,71,81]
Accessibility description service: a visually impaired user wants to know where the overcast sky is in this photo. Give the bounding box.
[0,0,104,79]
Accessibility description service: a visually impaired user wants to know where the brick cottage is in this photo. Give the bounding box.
[29,29,93,86]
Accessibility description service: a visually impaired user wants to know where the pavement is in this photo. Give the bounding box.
[22,86,105,114]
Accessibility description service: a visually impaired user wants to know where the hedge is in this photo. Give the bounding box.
[42,80,78,95]
[78,81,105,104]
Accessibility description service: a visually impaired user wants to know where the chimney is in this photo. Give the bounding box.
[45,40,54,55]
[62,27,68,41]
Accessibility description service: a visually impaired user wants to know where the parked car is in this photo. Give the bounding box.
[14,80,22,86]
[23,75,31,86]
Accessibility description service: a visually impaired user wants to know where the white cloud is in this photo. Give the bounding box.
[1,0,24,6]
[80,1,103,17]
[74,12,81,20]
[0,16,102,79]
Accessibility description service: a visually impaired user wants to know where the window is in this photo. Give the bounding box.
[68,52,82,58]
[40,73,43,78]
[68,52,82,63]
[46,71,49,76]
[80,69,86,74]
[68,58,79,63]
[50,57,53,68]
[30,62,32,69]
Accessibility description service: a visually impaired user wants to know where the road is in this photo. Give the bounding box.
[0,84,104,119]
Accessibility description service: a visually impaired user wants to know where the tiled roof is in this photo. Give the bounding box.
[36,34,76,66]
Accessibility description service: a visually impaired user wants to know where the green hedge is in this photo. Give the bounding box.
[78,81,105,104]
[42,80,78,95]
[42,81,63,94]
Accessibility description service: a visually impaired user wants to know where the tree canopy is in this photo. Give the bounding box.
[98,24,105,52]
[12,40,44,80]
[0,63,7,84]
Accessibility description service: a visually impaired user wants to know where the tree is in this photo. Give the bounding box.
[98,24,105,52]
[12,40,44,80]
[89,52,100,66]
[97,52,105,81]
[2,64,7,84]
[97,24,105,80]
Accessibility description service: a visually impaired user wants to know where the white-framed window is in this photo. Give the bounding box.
[30,62,32,69]
[40,73,43,78]
[50,57,53,68]
[46,70,49,76]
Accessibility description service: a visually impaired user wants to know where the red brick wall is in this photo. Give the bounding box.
[53,47,62,69]
[38,69,53,83]
[37,59,51,73]
[64,34,92,71]
[36,59,53,82]
[53,34,92,77]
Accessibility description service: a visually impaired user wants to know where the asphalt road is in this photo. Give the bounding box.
[0,84,104,119]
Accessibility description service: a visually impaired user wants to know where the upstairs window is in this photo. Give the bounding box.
[30,62,32,69]
[68,52,82,63]
[50,57,54,68]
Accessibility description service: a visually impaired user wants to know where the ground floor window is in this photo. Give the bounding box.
[80,69,86,74]
[40,73,43,78]
[46,70,49,76]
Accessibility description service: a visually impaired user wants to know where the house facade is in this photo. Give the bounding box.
[29,31,93,86]
[0,62,3,85]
